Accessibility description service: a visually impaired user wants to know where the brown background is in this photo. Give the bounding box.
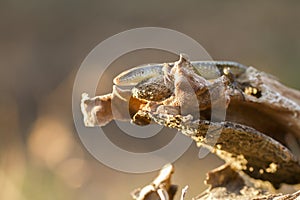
[1,1,300,199]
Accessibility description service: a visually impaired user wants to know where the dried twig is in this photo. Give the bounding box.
[80,59,300,199]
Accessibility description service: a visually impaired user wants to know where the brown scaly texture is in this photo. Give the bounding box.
[80,57,300,199]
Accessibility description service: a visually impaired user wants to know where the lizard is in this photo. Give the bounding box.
[113,53,248,87]
[124,55,300,188]
[129,54,233,125]
[80,53,300,191]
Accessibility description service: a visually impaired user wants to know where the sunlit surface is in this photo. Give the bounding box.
[1,1,300,199]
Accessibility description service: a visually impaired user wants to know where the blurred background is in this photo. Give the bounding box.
[1,1,300,199]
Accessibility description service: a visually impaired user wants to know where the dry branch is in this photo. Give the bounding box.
[80,61,300,199]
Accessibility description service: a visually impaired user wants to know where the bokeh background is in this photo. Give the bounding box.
[1,1,300,200]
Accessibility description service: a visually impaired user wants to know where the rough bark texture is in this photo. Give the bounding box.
[144,112,300,188]
[80,61,300,199]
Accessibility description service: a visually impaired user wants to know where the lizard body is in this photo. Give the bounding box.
[113,64,165,86]
[113,57,247,86]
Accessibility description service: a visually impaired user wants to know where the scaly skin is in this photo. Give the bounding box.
[113,54,247,86]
